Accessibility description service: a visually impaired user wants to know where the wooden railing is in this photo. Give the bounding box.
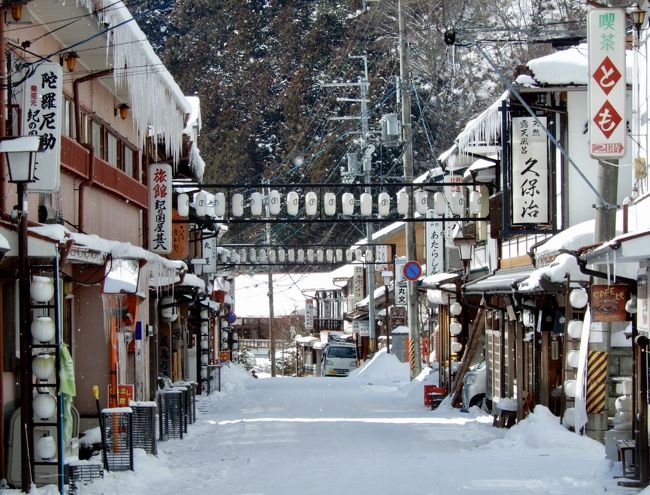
[60,136,148,210]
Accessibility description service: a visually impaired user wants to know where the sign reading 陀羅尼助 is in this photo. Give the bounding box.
[21,62,63,192]
[511,116,549,224]
[148,163,172,254]
[588,8,626,159]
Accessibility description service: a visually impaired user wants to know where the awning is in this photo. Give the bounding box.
[464,266,535,294]
[581,229,650,264]
[517,253,589,293]
[421,272,460,289]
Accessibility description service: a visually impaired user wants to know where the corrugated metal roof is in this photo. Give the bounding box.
[464,266,534,294]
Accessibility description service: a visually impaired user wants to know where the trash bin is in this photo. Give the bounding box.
[423,385,447,409]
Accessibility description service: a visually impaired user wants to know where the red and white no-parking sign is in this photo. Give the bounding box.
[402,260,422,281]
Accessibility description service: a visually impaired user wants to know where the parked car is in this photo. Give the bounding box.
[462,360,491,411]
[321,343,358,377]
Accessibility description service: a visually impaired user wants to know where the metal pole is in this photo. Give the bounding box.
[265,191,276,377]
[398,0,421,378]
[384,284,390,353]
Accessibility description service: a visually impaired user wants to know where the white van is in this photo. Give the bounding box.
[321,343,358,377]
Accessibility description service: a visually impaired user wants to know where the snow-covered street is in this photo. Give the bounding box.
[65,353,643,495]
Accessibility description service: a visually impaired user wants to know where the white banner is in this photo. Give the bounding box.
[353,266,365,301]
[425,209,444,275]
[374,245,389,272]
[588,8,626,158]
[304,299,315,331]
[22,62,63,192]
[148,163,172,254]
[202,235,217,274]
[512,116,549,224]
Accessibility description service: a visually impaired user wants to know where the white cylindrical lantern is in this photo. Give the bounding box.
[365,249,373,262]
[200,309,209,319]
[200,340,209,350]
[316,250,324,262]
[468,190,482,215]
[195,191,208,216]
[221,331,229,340]
[288,249,295,262]
[33,393,56,419]
[177,193,190,217]
[569,288,588,309]
[249,248,257,262]
[360,193,372,216]
[378,192,390,217]
[278,248,286,263]
[201,324,209,336]
[342,192,355,215]
[305,191,318,216]
[232,343,239,350]
[258,249,267,262]
[31,276,54,303]
[250,192,263,216]
[32,354,55,380]
[451,341,463,353]
[326,249,334,262]
[287,191,300,216]
[36,435,57,460]
[222,341,229,350]
[345,249,353,262]
[232,332,238,341]
[206,193,217,218]
[567,350,580,369]
[396,191,408,215]
[269,190,281,215]
[563,407,576,428]
[214,192,226,217]
[201,354,209,365]
[433,192,446,215]
[414,190,428,215]
[564,379,577,398]
[232,193,244,217]
[449,322,462,336]
[232,351,239,360]
[307,249,314,263]
[239,248,247,263]
[297,249,304,262]
[323,192,336,216]
[160,297,178,322]
[269,250,276,263]
[336,249,343,262]
[449,302,463,316]
[450,191,464,215]
[567,320,582,339]
[200,368,208,379]
[355,249,363,262]
[31,317,55,343]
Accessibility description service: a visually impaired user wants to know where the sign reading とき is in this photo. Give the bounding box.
[149,163,172,254]
[21,61,63,192]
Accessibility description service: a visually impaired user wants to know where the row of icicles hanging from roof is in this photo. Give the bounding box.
[178,187,484,219]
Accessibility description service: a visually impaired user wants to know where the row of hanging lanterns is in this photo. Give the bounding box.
[218,245,385,265]
[177,187,485,219]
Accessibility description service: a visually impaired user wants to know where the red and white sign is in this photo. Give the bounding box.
[588,8,626,159]
[148,163,172,254]
[21,62,63,192]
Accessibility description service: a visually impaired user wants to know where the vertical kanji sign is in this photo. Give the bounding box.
[588,8,626,158]
[425,209,444,275]
[21,62,62,192]
[512,116,549,224]
[149,163,172,254]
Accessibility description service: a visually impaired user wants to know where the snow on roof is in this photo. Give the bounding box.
[184,96,202,135]
[391,325,409,335]
[356,285,387,308]
[533,220,595,262]
[463,158,495,179]
[329,262,361,280]
[517,253,589,292]
[354,221,405,245]
[180,273,205,291]
[188,144,206,183]
[77,0,191,164]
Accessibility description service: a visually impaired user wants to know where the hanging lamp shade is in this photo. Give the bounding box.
[214,192,226,217]
[323,192,336,216]
[433,192,446,215]
[232,193,244,217]
[414,190,428,214]
[316,250,324,262]
[305,191,318,216]
[278,248,286,263]
[250,192,263,216]
[378,192,390,217]
[360,193,372,216]
[288,249,295,262]
[195,191,208,216]
[342,192,355,215]
[450,191,465,215]
[269,190,281,215]
[287,191,300,216]
[297,249,305,263]
[396,191,408,216]
[307,249,315,263]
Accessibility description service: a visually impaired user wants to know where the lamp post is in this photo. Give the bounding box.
[0,135,40,493]
[381,271,393,353]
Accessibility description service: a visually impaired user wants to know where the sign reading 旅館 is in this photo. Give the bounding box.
[149,163,172,254]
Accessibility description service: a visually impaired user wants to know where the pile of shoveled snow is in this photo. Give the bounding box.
[219,362,255,393]
[349,348,410,384]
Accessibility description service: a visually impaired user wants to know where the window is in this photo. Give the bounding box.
[107,133,117,166]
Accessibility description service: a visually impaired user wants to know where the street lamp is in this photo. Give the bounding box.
[452,223,476,274]
[381,270,393,353]
[629,3,647,37]
[0,135,40,493]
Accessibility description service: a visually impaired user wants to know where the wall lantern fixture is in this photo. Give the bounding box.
[0,135,40,183]
[629,2,647,36]
[452,224,476,264]
[63,51,79,72]
[114,103,130,120]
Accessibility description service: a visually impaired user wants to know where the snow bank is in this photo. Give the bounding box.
[349,348,409,384]
[219,362,255,393]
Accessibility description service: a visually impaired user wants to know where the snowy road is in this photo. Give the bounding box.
[80,355,638,495]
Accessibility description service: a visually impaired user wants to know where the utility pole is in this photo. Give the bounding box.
[398,0,421,378]
[265,187,276,377]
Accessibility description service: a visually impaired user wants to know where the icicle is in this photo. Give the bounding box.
[606,252,611,285]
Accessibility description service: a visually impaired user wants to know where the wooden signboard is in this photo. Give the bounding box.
[591,284,629,322]
[171,209,189,259]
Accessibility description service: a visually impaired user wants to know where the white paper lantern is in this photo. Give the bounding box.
[564,379,577,398]
[468,190,482,215]
[287,191,300,216]
[569,288,588,309]
[200,340,209,350]
[360,193,372,216]
[258,249,267,262]
[177,193,190,217]
[345,249,353,262]
[567,319,583,339]
[232,351,239,360]
[214,192,226,217]
[449,322,462,336]
[222,342,229,350]
[231,193,244,217]
[450,191,465,215]
[195,191,208,216]
[221,331,229,340]
[201,324,209,336]
[31,276,54,303]
[451,341,463,353]
[563,407,576,428]
[433,192,446,215]
[378,192,390,217]
[239,248,247,263]
[31,317,55,343]
[396,191,408,215]
[307,249,314,262]
[316,250,324,263]
[200,309,209,319]
[250,192,263,216]
[305,191,318,216]
[326,249,334,262]
[200,368,208,379]
[36,434,57,460]
[269,250,277,263]
[278,248,286,263]
[201,354,209,365]
[232,332,238,341]
[32,354,55,380]
[33,393,56,419]
[567,350,580,369]
[268,190,281,215]
[160,298,177,322]
[342,192,355,215]
[297,249,305,262]
[414,190,428,215]
[288,249,295,262]
[232,343,239,350]
[323,192,336,216]
[249,248,257,262]
[449,302,463,316]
